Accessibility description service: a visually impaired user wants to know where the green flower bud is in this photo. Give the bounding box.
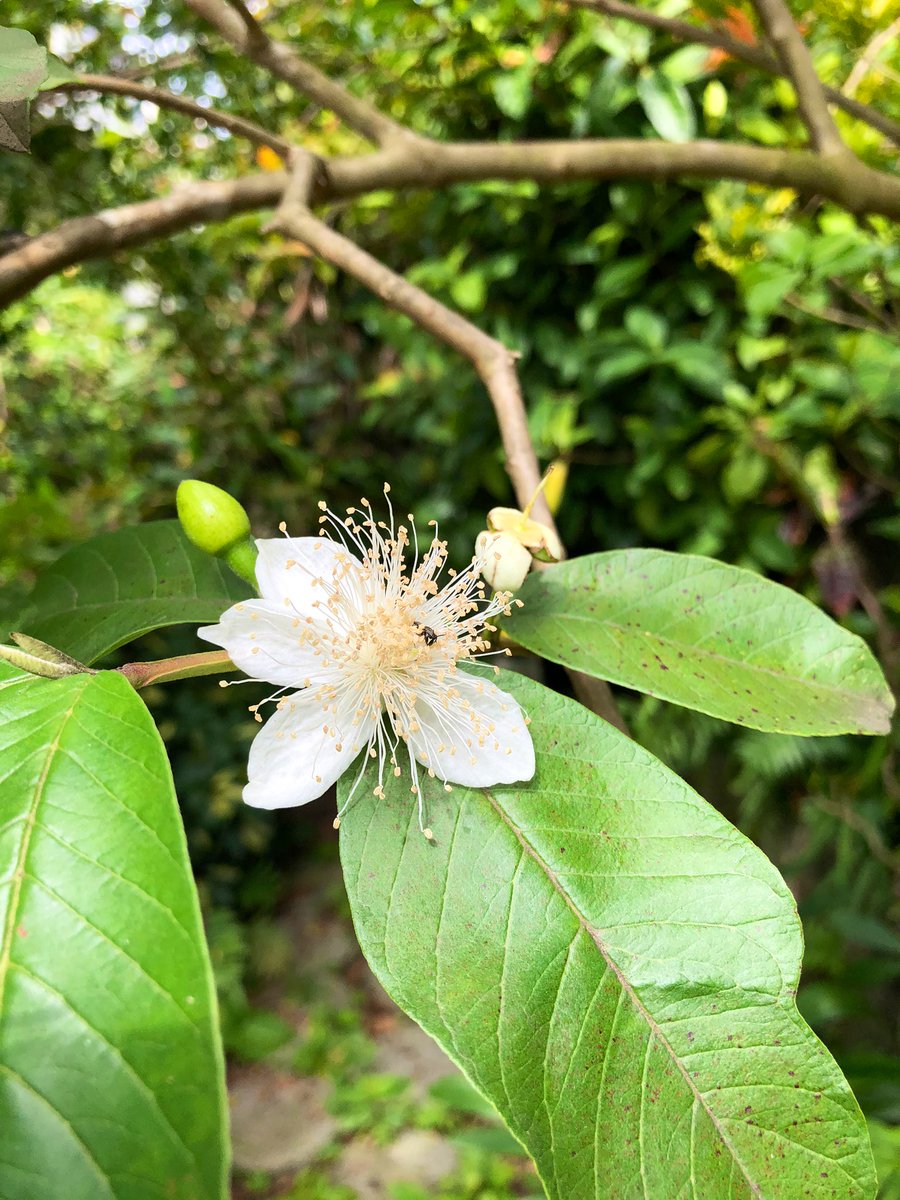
[177,480,252,556]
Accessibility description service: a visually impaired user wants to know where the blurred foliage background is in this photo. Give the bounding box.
[1,0,898,1194]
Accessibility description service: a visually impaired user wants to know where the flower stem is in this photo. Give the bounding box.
[117,650,237,689]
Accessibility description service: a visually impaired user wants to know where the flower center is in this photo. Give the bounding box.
[352,606,443,675]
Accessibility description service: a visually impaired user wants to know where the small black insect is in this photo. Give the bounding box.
[415,623,438,646]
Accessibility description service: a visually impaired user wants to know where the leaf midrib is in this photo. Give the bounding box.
[483,786,766,1200]
[533,609,887,714]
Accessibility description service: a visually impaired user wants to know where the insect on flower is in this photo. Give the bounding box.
[199,486,535,837]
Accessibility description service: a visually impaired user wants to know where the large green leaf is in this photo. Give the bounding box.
[340,670,876,1200]
[505,550,893,735]
[0,665,228,1200]
[12,521,251,665]
[0,27,47,102]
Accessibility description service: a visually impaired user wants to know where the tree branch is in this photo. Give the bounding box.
[183,0,420,147]
[222,0,268,50]
[323,139,900,220]
[2,134,899,306]
[270,159,548,520]
[268,157,629,733]
[566,0,900,147]
[0,174,285,305]
[48,73,292,156]
[749,0,846,156]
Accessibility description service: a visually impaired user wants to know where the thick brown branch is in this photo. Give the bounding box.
[325,140,900,221]
[567,0,900,146]
[3,135,898,307]
[49,74,291,156]
[749,0,846,156]
[183,0,418,147]
[0,174,285,305]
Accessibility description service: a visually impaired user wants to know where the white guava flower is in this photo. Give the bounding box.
[199,488,535,837]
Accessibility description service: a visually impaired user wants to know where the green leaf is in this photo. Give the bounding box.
[12,521,252,664]
[0,666,228,1199]
[636,71,696,142]
[450,269,487,312]
[491,66,533,120]
[429,1074,499,1119]
[739,261,804,318]
[721,447,768,504]
[0,26,47,101]
[226,1008,294,1062]
[339,671,876,1200]
[659,45,711,85]
[624,306,667,351]
[505,550,894,734]
[594,346,653,386]
[868,1120,900,1200]
[664,341,730,398]
[38,54,76,90]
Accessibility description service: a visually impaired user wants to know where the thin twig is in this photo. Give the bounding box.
[827,276,894,333]
[48,73,292,156]
[844,17,900,98]
[749,0,846,156]
[567,0,900,146]
[785,292,881,332]
[183,0,419,147]
[115,52,197,80]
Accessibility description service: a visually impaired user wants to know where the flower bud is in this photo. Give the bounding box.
[486,506,564,564]
[0,632,93,680]
[177,480,251,556]
[475,530,533,593]
[176,480,258,586]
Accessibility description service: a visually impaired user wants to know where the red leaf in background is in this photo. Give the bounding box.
[694,5,759,69]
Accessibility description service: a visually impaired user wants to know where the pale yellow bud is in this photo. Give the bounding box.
[475,530,533,592]
[486,507,564,563]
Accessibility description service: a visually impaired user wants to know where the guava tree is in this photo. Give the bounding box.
[1,2,897,1197]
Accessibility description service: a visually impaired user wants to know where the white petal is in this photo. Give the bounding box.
[198,599,321,687]
[254,536,361,618]
[408,673,535,789]
[243,692,377,810]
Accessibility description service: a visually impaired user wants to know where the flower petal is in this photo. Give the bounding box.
[254,535,361,618]
[408,672,535,789]
[244,692,377,809]
[198,599,321,687]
